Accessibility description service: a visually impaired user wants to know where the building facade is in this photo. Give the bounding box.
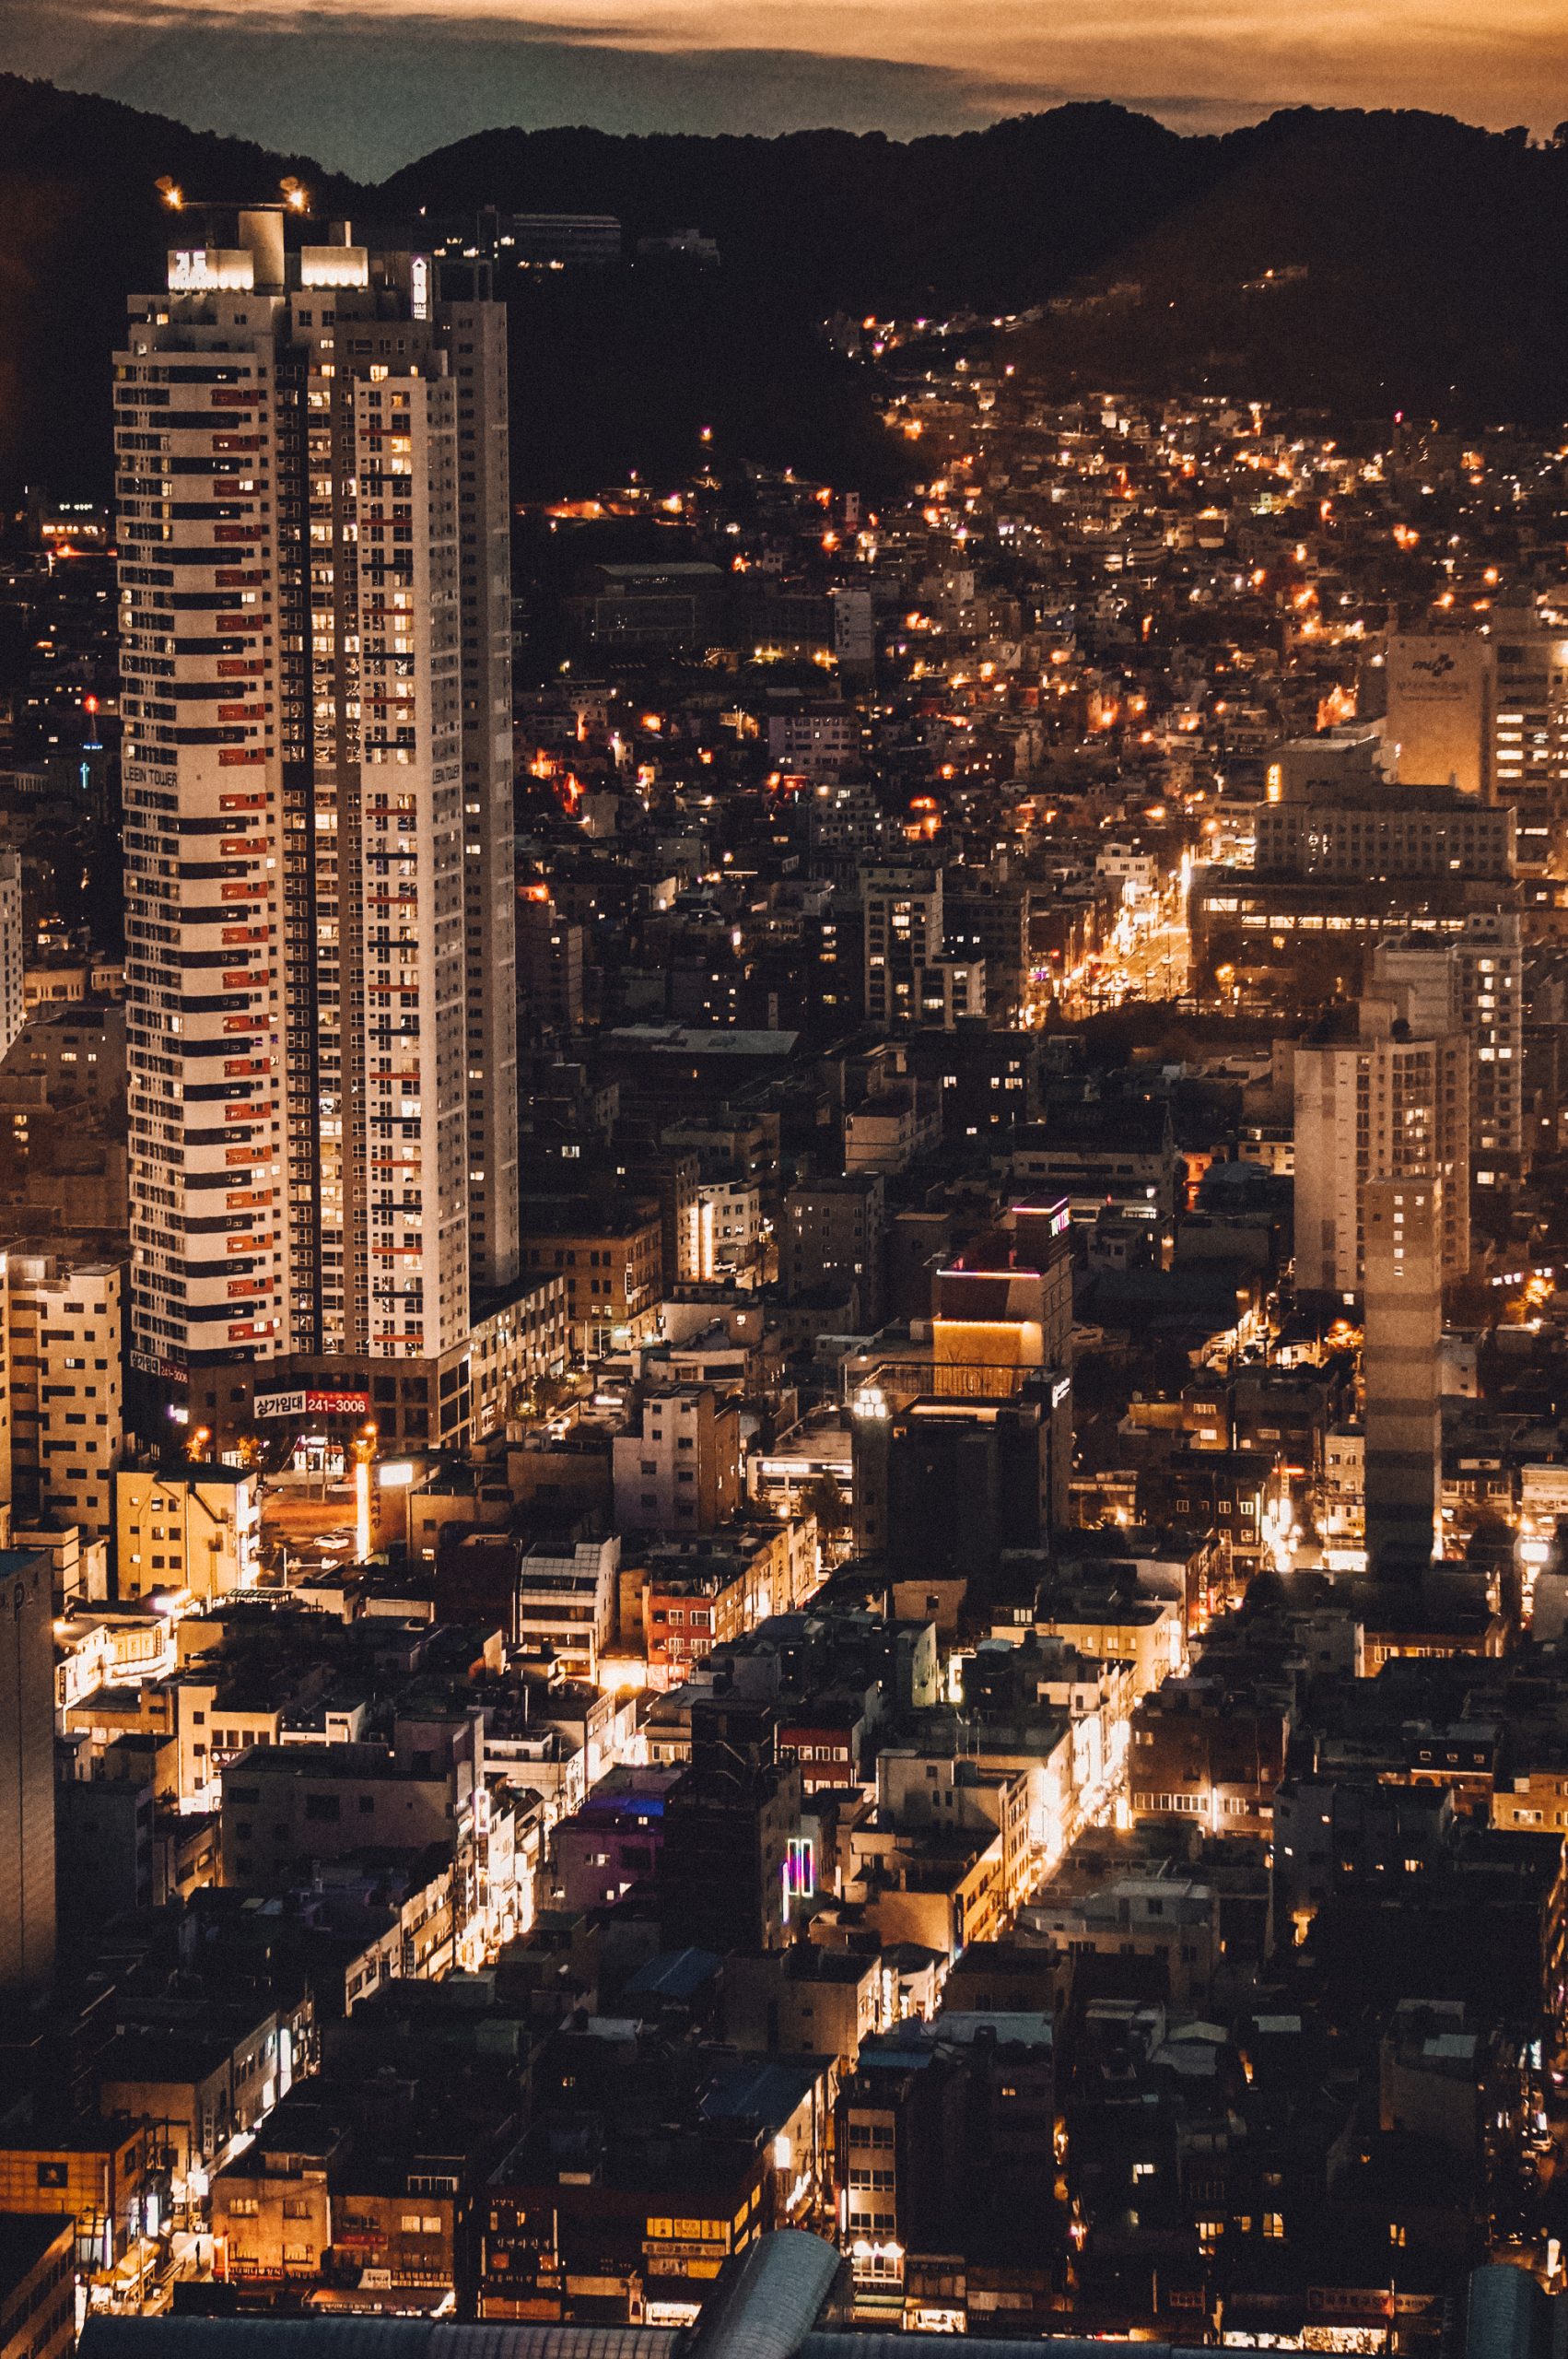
[1370,912,1524,1177]
[113,1465,262,1602]
[0,1546,56,1996]
[4,1252,124,1537]
[1293,1015,1469,1300]
[1362,1175,1443,1584]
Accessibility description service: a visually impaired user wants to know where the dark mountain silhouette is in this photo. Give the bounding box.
[374,104,1208,311]
[3,76,1566,503]
[1009,109,1568,421]
[0,73,356,502]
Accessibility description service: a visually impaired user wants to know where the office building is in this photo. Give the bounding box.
[502,212,622,267]
[1293,1008,1469,1300]
[1385,632,1496,799]
[1266,722,1391,804]
[1191,870,1515,1003]
[0,1545,56,1996]
[1362,1175,1443,1585]
[116,204,517,1395]
[1252,785,1515,883]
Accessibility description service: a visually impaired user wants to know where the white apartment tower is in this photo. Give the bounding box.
[117,207,517,1386]
[1293,1003,1469,1300]
[1369,912,1524,1177]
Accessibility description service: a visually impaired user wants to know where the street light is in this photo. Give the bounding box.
[352,1421,379,1561]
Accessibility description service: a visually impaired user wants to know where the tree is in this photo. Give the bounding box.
[802,1473,850,1537]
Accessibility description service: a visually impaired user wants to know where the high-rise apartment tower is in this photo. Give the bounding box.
[116,207,517,1388]
[1292,1003,1469,1302]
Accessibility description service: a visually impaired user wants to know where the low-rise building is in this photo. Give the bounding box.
[522,1200,661,1352]
[220,1741,475,1890]
[642,1522,817,1688]
[4,1250,123,1536]
[113,1466,261,1603]
[613,1384,743,1533]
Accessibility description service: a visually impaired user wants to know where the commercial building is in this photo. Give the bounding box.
[1191,871,1515,1004]
[0,2121,151,2271]
[116,204,517,1392]
[1008,1103,1183,1222]
[1385,631,1496,799]
[853,1379,1071,1572]
[692,1178,762,1282]
[1253,784,1515,883]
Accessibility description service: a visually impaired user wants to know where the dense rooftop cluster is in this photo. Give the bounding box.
[3,247,1568,2359]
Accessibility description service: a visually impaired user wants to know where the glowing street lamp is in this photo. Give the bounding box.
[352,1420,379,1561]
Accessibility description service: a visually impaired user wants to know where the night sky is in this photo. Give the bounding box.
[7,0,1564,177]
